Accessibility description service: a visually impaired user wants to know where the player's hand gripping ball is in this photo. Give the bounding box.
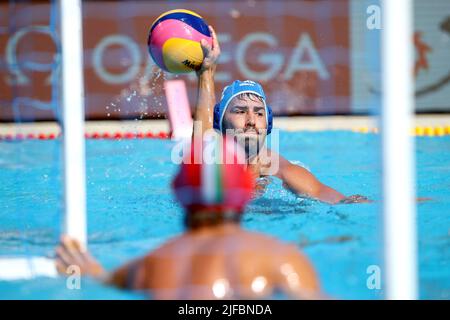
[148,9,213,74]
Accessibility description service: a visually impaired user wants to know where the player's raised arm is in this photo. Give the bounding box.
[194,26,221,136]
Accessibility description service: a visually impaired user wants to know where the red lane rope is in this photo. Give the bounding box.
[0,131,171,141]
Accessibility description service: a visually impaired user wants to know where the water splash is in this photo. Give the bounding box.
[104,65,167,120]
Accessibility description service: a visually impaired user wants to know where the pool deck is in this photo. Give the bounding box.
[1,114,450,136]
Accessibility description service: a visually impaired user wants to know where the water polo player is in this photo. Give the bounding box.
[193,26,369,204]
[55,136,322,299]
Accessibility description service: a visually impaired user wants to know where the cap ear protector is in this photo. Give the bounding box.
[213,102,221,131]
[266,105,273,135]
[213,102,273,135]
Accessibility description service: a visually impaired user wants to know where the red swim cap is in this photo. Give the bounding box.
[172,136,254,213]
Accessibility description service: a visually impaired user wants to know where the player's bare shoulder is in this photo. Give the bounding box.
[258,147,291,177]
[258,148,287,177]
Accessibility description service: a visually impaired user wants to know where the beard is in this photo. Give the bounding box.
[233,130,266,160]
[222,123,267,160]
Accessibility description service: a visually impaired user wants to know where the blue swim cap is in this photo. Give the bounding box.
[213,80,273,134]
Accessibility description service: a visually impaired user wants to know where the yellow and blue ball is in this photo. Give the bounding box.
[148,9,212,74]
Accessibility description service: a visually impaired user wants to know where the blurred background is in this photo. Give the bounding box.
[1,0,449,122]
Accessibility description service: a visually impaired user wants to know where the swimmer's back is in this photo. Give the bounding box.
[109,224,320,299]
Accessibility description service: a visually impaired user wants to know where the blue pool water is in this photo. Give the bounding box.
[0,131,449,299]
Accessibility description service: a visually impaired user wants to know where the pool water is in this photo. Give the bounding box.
[0,131,449,299]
